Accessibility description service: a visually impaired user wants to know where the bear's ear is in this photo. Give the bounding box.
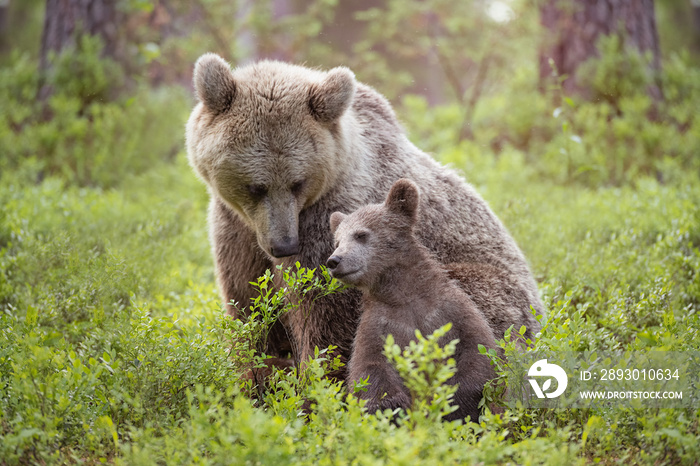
[193,53,236,114]
[386,179,420,221]
[330,211,347,235]
[309,67,356,123]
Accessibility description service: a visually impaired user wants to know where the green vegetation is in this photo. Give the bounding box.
[1,0,700,464]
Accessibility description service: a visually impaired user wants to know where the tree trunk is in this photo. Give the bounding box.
[539,0,661,95]
[0,1,8,37]
[693,1,700,54]
[39,0,121,71]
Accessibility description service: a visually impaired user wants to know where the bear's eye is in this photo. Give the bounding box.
[354,231,368,243]
[291,180,305,196]
[247,184,268,198]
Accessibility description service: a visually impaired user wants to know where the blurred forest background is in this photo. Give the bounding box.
[1,0,700,464]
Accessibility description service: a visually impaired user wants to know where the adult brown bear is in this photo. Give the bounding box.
[185,53,542,374]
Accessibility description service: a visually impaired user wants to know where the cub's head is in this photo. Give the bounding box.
[326,179,420,288]
[186,53,356,258]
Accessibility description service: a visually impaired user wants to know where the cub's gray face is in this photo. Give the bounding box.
[186,54,356,258]
[326,208,380,287]
[326,179,421,288]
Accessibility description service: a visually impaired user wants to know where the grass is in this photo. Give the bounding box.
[1,144,699,463]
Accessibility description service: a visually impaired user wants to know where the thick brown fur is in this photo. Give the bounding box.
[327,179,497,421]
[185,54,543,376]
[445,263,538,342]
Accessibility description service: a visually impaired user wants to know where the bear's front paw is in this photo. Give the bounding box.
[364,391,411,415]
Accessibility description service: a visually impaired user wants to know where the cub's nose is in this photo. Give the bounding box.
[326,255,342,270]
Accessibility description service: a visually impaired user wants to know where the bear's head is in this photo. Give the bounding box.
[326,179,420,288]
[186,53,357,258]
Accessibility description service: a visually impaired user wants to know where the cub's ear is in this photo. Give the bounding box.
[193,53,236,114]
[309,67,356,123]
[330,211,347,235]
[386,179,420,221]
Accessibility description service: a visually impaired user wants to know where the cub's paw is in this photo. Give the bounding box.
[364,391,411,415]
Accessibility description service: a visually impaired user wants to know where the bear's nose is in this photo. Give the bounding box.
[326,255,342,270]
[270,237,300,258]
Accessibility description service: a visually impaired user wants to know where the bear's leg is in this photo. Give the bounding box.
[209,197,292,357]
[348,320,411,415]
[282,288,361,380]
[444,346,496,423]
[352,363,411,416]
[445,376,488,423]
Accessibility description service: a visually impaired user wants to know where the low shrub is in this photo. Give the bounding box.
[0,37,189,189]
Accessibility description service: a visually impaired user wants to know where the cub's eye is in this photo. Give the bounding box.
[291,180,305,196]
[354,231,368,243]
[247,184,268,198]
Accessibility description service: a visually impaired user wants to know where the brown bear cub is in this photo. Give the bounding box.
[327,179,497,422]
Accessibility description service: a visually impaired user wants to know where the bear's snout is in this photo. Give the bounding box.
[326,255,342,271]
[270,237,300,258]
